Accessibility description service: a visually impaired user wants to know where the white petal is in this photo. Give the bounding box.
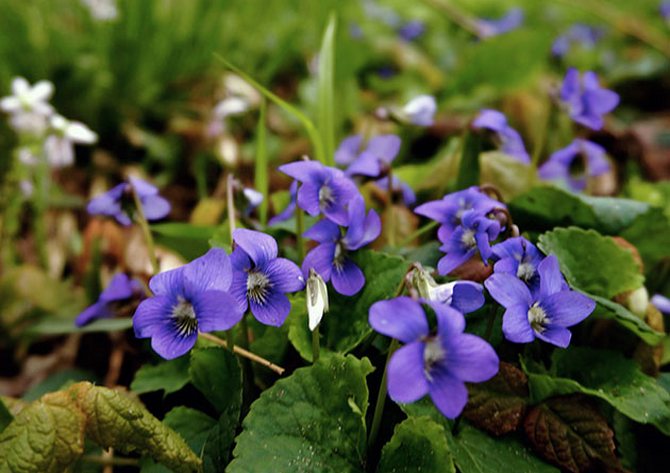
[0,96,21,112]
[11,77,29,96]
[66,122,97,144]
[214,97,249,118]
[28,81,54,102]
[306,269,329,331]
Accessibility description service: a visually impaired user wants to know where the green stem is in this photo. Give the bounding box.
[386,169,396,247]
[399,221,438,247]
[420,0,484,38]
[226,329,235,353]
[131,186,159,275]
[312,324,321,363]
[368,338,399,450]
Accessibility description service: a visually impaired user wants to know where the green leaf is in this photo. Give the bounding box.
[228,354,374,473]
[131,357,191,396]
[538,227,644,298]
[479,151,537,201]
[189,347,242,416]
[70,382,202,472]
[463,362,529,436]
[377,416,455,473]
[0,398,13,434]
[287,294,316,362]
[589,292,664,345]
[523,347,670,435]
[151,223,217,260]
[0,391,86,473]
[523,395,622,472]
[254,98,269,225]
[621,208,670,271]
[27,317,133,336]
[456,132,481,190]
[317,13,337,166]
[164,407,217,460]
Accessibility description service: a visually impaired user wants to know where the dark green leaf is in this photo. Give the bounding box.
[228,354,374,473]
[151,223,217,260]
[456,131,481,190]
[620,208,670,271]
[189,347,242,416]
[538,227,644,298]
[0,399,12,434]
[23,369,96,401]
[163,407,217,458]
[377,417,455,473]
[588,292,664,345]
[131,357,191,396]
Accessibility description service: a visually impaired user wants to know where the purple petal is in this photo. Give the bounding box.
[249,290,291,326]
[346,150,382,177]
[436,249,474,276]
[428,371,468,419]
[535,326,572,348]
[149,266,186,296]
[387,342,430,403]
[414,199,453,223]
[296,181,322,216]
[369,297,429,343]
[323,176,359,226]
[541,291,595,327]
[75,302,112,327]
[331,258,365,296]
[450,282,485,314]
[141,195,171,221]
[230,270,249,313]
[278,161,326,183]
[501,304,535,343]
[129,177,159,197]
[183,248,233,294]
[99,273,135,302]
[335,135,363,166]
[537,255,565,297]
[193,290,244,332]
[485,273,532,308]
[233,229,278,267]
[651,294,670,314]
[560,68,581,104]
[445,334,499,382]
[268,181,298,226]
[472,109,508,132]
[133,295,173,338]
[303,218,340,243]
[230,247,251,271]
[366,135,401,165]
[433,303,466,338]
[582,140,610,176]
[151,324,198,360]
[301,243,336,281]
[264,258,305,292]
[86,184,125,218]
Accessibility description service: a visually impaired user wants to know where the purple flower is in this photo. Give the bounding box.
[278,161,360,226]
[268,181,298,226]
[302,196,381,296]
[369,297,499,418]
[76,273,143,327]
[335,134,401,178]
[472,109,530,163]
[133,248,242,359]
[661,1,670,21]
[413,266,486,313]
[414,186,504,239]
[651,294,670,314]
[436,209,501,275]
[538,139,610,192]
[230,229,304,326]
[484,255,595,347]
[398,20,425,41]
[552,24,604,57]
[476,8,524,39]
[375,176,416,206]
[87,177,171,226]
[492,237,544,289]
[559,68,619,130]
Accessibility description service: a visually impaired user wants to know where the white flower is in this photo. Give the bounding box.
[1,77,55,134]
[44,115,97,168]
[411,264,456,304]
[243,187,264,209]
[81,0,118,21]
[401,95,436,127]
[213,97,250,120]
[306,269,329,331]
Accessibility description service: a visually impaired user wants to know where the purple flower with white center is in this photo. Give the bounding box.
[278,161,360,226]
[491,237,544,289]
[133,248,242,359]
[76,273,143,327]
[87,176,171,226]
[369,297,499,419]
[414,186,504,239]
[552,24,604,57]
[230,229,304,326]
[302,195,381,296]
[375,176,416,206]
[436,209,501,275]
[412,266,485,313]
[398,20,425,41]
[472,109,530,164]
[476,8,524,39]
[269,181,298,226]
[538,139,610,192]
[401,95,437,127]
[559,68,619,130]
[335,134,401,178]
[485,255,595,347]
[651,294,670,314]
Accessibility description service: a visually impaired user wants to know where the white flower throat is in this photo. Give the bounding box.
[423,336,446,382]
[527,303,549,333]
[171,297,198,337]
[247,270,271,304]
[460,229,477,249]
[318,184,335,207]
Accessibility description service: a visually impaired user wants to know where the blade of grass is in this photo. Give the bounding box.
[317,13,337,166]
[255,98,269,226]
[215,54,326,164]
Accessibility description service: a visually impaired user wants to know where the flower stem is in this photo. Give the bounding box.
[296,207,305,261]
[386,169,396,247]
[312,323,320,363]
[368,338,399,450]
[199,332,285,375]
[226,329,235,352]
[131,186,159,275]
[398,221,438,247]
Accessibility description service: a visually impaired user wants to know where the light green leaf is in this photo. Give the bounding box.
[377,416,455,473]
[287,294,317,362]
[255,98,269,225]
[151,223,217,260]
[479,151,537,201]
[522,347,670,435]
[131,357,191,396]
[538,227,644,298]
[228,354,374,473]
[317,13,337,166]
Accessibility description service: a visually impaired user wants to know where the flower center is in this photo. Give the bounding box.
[171,297,198,337]
[333,241,346,270]
[460,229,477,249]
[423,336,446,382]
[527,303,549,333]
[247,270,271,304]
[318,184,334,208]
[516,261,535,281]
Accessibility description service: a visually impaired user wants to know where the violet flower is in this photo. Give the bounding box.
[87,176,171,226]
[335,134,401,178]
[559,68,619,130]
[369,297,499,418]
[484,255,595,347]
[651,294,670,314]
[278,161,359,226]
[302,195,381,296]
[133,248,242,359]
[398,20,425,41]
[375,176,416,206]
[230,229,304,326]
[472,109,530,164]
[552,25,603,57]
[268,181,298,226]
[491,237,544,290]
[661,1,670,21]
[412,266,485,313]
[76,273,143,327]
[476,8,524,39]
[436,209,501,275]
[538,138,610,192]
